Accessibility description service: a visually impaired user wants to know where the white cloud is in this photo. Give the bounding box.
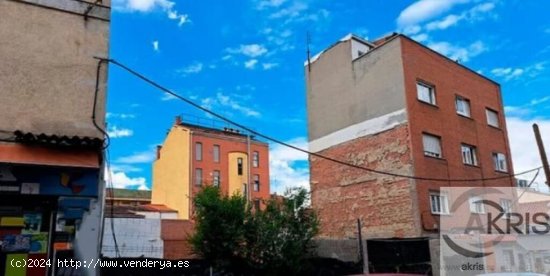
[178,62,204,75]
[113,0,189,27]
[425,14,462,31]
[107,126,133,138]
[491,62,546,81]
[244,59,258,69]
[403,25,422,35]
[505,96,550,118]
[160,94,178,101]
[411,33,429,42]
[105,165,149,190]
[427,40,486,62]
[507,117,550,190]
[201,92,261,118]
[152,40,159,52]
[227,44,268,58]
[257,0,286,10]
[262,63,278,70]
[115,149,156,164]
[423,2,496,31]
[107,113,136,119]
[269,137,310,195]
[269,2,308,19]
[396,0,470,27]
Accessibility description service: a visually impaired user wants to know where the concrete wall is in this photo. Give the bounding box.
[102,218,163,259]
[152,125,192,219]
[0,0,110,139]
[306,37,407,145]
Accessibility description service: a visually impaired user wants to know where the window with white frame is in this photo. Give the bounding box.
[213,170,220,187]
[486,109,499,128]
[430,192,449,214]
[500,199,512,219]
[213,145,220,163]
[461,144,478,166]
[417,82,436,105]
[469,196,485,214]
[423,133,442,158]
[195,168,203,186]
[493,153,508,172]
[253,151,259,167]
[456,96,471,117]
[195,142,203,161]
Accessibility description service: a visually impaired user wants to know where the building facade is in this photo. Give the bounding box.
[152,116,270,220]
[306,33,514,271]
[106,188,151,207]
[0,1,110,275]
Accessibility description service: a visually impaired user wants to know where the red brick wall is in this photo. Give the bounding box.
[399,36,515,231]
[190,131,270,214]
[161,219,196,259]
[310,124,420,239]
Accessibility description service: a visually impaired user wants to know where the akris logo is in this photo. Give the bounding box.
[442,188,550,258]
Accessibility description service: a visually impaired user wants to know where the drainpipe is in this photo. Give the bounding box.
[247,133,251,202]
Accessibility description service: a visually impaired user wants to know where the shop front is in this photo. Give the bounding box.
[0,143,102,276]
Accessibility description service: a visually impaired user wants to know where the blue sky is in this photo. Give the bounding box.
[106,0,550,193]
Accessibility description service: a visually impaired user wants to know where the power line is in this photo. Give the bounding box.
[98,57,542,183]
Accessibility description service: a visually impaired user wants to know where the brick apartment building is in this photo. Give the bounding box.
[152,116,270,220]
[305,33,514,270]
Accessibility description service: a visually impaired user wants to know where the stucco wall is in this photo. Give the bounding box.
[306,38,407,143]
[152,126,191,219]
[0,0,110,139]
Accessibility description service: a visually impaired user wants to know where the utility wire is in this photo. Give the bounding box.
[104,149,121,258]
[98,57,542,183]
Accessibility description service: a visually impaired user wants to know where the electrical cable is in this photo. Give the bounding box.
[92,58,110,150]
[104,149,121,257]
[97,57,542,183]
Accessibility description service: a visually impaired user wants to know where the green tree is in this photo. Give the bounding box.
[189,186,319,275]
[188,186,250,271]
[244,187,319,275]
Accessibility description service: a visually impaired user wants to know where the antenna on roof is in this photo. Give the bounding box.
[306,31,311,72]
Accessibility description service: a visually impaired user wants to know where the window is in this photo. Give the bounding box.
[417,82,436,105]
[493,153,508,172]
[213,145,220,163]
[430,192,449,214]
[213,170,220,187]
[486,109,499,128]
[195,142,202,161]
[237,157,243,175]
[253,199,261,211]
[500,199,512,219]
[517,179,528,188]
[253,174,260,192]
[456,96,471,117]
[469,196,485,214]
[461,144,478,166]
[195,168,203,186]
[423,133,442,158]
[253,151,259,167]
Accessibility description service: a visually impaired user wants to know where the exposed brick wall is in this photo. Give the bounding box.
[161,219,197,259]
[311,124,420,239]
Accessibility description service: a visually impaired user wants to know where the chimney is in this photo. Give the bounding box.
[156,145,162,160]
[174,115,182,125]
